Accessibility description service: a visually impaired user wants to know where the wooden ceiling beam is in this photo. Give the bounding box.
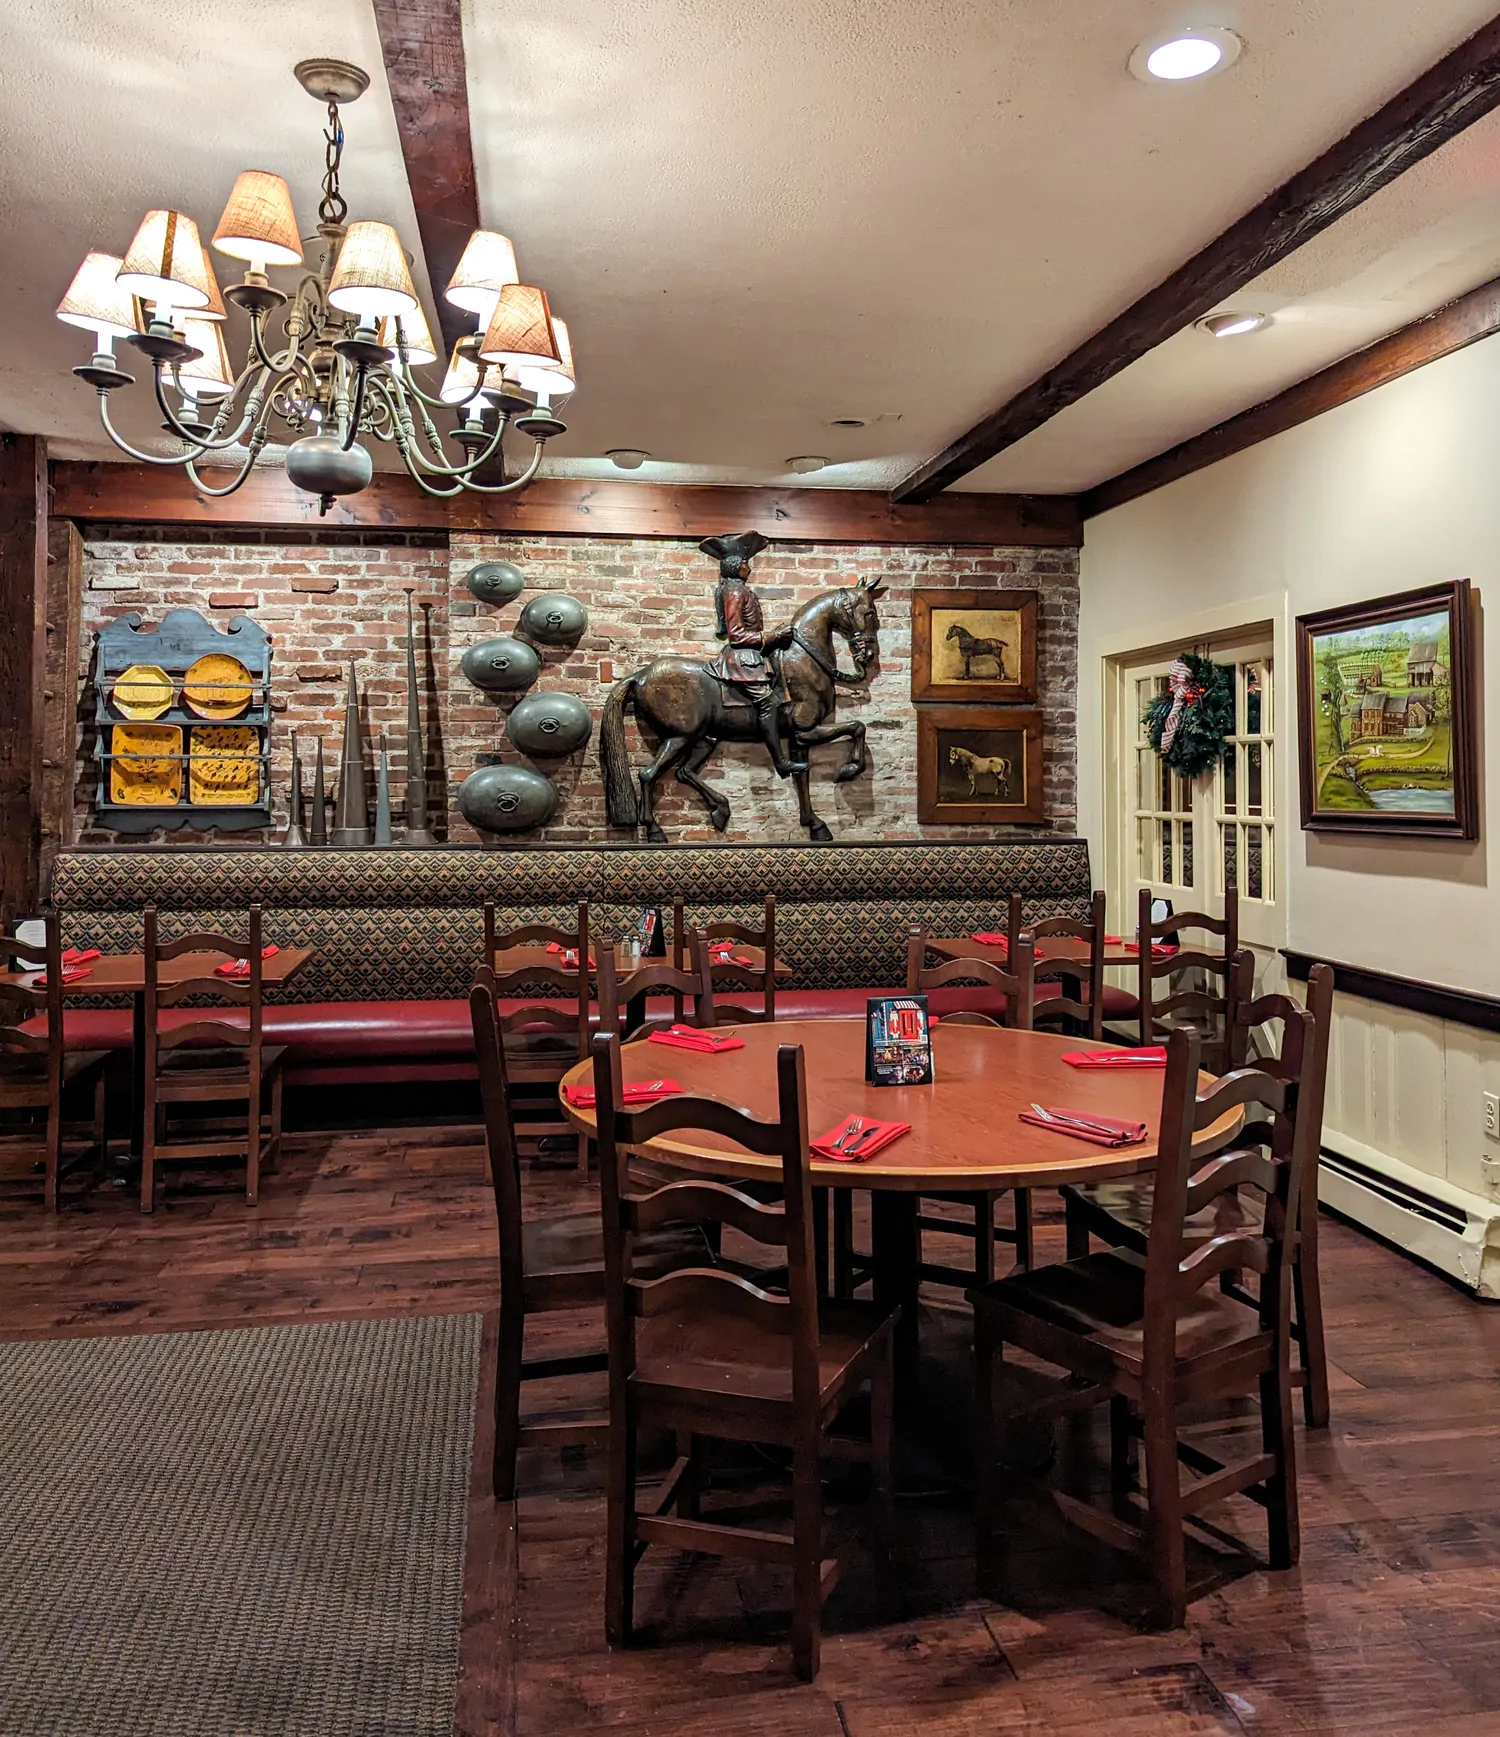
[48,462,1082,547]
[371,0,480,360]
[1080,275,1500,519]
[893,14,1500,504]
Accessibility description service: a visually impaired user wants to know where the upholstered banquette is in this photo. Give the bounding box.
[46,842,1095,1085]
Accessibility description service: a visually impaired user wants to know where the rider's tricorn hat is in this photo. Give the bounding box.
[700,531,769,571]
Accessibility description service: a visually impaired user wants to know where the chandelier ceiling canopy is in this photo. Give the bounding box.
[56,57,575,512]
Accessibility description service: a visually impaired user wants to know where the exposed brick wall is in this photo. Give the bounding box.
[76,531,1079,847]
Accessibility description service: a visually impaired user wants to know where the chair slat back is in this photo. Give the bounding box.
[1010,889,1105,1039]
[0,917,61,1061]
[593,1034,820,1414]
[144,905,262,1062]
[906,926,1034,1030]
[486,902,592,1058]
[599,934,716,1040]
[673,895,777,1024]
[1142,962,1334,1372]
[1137,886,1240,1069]
[485,900,589,966]
[470,967,525,1304]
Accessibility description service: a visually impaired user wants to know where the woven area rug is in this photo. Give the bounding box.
[0,1312,481,1737]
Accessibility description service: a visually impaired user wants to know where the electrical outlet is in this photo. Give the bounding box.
[1485,1092,1500,1142]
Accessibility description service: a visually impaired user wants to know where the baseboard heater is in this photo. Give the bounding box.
[1317,1134,1500,1299]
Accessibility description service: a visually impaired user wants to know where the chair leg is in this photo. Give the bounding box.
[44,1097,61,1214]
[605,1395,639,1648]
[1261,1360,1300,1571]
[970,1193,995,1285]
[245,1082,261,1208]
[791,1430,823,1682]
[813,1187,830,1298]
[677,1431,702,1521]
[92,1071,108,1176]
[972,1305,1002,1581]
[1064,1192,1091,1261]
[140,1094,157,1215]
[1294,1214,1331,1430]
[1012,1188,1034,1271]
[576,1132,590,1175]
[869,1337,896,1558]
[833,1191,856,1299]
[493,1301,526,1502]
[1141,1398,1187,1628]
[1109,1395,1135,1489]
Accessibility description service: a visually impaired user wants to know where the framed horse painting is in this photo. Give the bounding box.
[911,588,1038,704]
[917,707,1045,825]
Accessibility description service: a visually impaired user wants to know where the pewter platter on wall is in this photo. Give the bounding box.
[519,592,587,646]
[460,635,541,693]
[506,691,593,757]
[458,763,559,833]
[466,560,525,607]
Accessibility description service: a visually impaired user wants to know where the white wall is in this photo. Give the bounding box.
[1079,332,1500,999]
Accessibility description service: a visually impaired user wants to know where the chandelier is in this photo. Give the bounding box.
[55,58,574,512]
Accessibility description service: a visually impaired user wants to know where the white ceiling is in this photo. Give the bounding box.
[5,0,1500,496]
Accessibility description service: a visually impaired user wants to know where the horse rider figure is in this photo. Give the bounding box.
[702,532,807,777]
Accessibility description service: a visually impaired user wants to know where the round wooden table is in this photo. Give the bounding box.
[561,1019,1239,1395]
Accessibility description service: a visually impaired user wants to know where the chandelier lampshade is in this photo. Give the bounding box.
[212,170,304,271]
[518,315,575,397]
[117,210,215,311]
[478,284,561,369]
[445,230,518,321]
[379,303,438,367]
[439,342,503,405]
[56,251,138,344]
[328,221,418,318]
[177,317,236,396]
[197,246,229,321]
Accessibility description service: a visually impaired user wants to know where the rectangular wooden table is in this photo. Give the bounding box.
[1,948,315,1165]
[927,934,1139,970]
[492,943,791,1034]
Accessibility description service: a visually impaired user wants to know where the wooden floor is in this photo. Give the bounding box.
[7,1130,1500,1735]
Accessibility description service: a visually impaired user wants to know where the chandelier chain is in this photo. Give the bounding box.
[319,100,347,226]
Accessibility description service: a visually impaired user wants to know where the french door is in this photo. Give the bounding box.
[1119,633,1278,951]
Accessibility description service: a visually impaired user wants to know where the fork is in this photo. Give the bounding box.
[1029,1102,1125,1138]
[834,1116,866,1152]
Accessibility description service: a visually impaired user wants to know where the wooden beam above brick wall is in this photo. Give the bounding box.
[48,461,1083,548]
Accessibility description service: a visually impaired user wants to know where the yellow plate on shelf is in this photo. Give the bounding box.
[182,653,254,719]
[111,724,182,806]
[111,664,174,721]
[189,726,260,806]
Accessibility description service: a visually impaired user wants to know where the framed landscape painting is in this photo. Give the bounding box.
[917,707,1045,825]
[1295,579,1478,839]
[911,589,1037,704]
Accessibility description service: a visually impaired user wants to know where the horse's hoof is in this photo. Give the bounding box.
[646,824,669,845]
[808,821,833,842]
[833,760,864,784]
[710,808,731,833]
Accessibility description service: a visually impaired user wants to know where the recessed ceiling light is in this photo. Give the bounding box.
[606,448,649,470]
[826,416,869,429]
[1195,310,1269,338]
[786,455,827,474]
[1130,26,1243,83]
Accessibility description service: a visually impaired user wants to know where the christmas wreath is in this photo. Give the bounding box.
[1143,654,1235,778]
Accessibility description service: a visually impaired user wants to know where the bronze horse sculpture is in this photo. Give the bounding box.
[600,577,886,842]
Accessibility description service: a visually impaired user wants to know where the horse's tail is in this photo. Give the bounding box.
[600,675,639,828]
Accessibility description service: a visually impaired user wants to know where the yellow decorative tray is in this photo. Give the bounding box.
[111,724,182,805]
[189,726,261,806]
[183,653,253,720]
[111,664,174,721]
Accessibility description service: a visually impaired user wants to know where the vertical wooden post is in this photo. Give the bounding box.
[0,434,47,918]
[42,516,84,884]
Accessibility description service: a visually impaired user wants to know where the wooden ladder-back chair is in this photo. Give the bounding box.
[1135,885,1240,1070]
[471,966,714,1499]
[484,901,593,1172]
[971,987,1331,1628]
[1008,889,1107,1040]
[593,1031,898,1682]
[598,936,717,1042]
[141,903,285,1213]
[1062,955,1333,1428]
[673,894,777,1024]
[0,917,109,1211]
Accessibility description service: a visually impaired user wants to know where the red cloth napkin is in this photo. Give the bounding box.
[544,943,595,966]
[810,1115,911,1162]
[648,1025,745,1053]
[1062,1047,1167,1069]
[62,947,102,966]
[971,932,1007,947]
[709,947,756,966]
[1018,1106,1148,1147]
[563,1077,684,1108]
[36,966,93,985]
[1123,941,1178,956]
[215,944,280,979]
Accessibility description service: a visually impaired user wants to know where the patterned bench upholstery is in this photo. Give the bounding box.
[46,842,1094,1081]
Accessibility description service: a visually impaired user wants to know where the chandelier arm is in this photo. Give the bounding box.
[340,364,371,453]
[368,372,507,477]
[458,438,548,494]
[395,410,509,478]
[154,364,261,452]
[98,394,212,465]
[183,439,267,497]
